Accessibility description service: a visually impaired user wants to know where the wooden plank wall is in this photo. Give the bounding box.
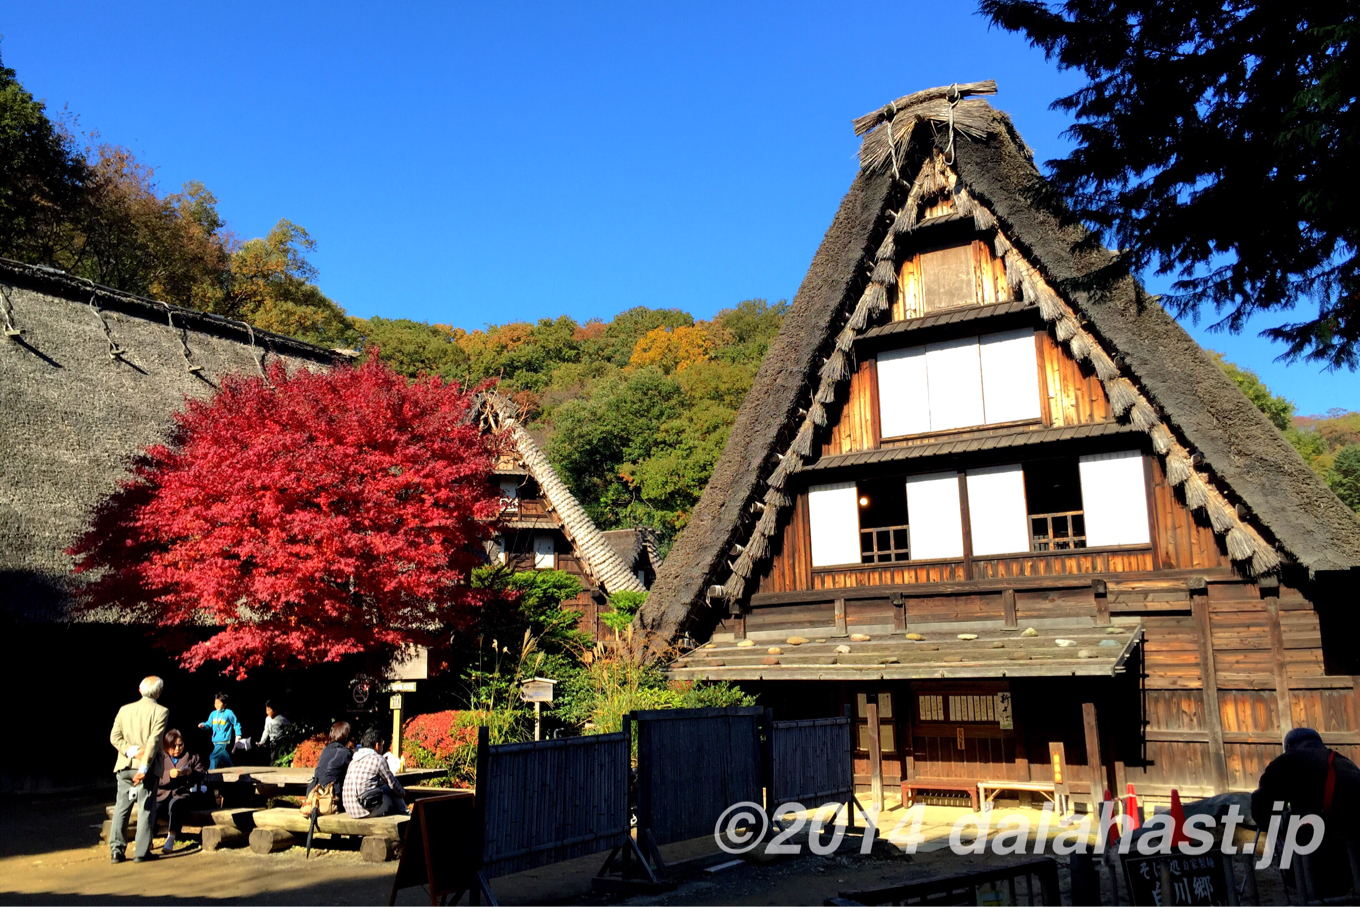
[1149,456,1230,570]
[972,549,1155,580]
[823,357,877,457]
[1038,330,1110,427]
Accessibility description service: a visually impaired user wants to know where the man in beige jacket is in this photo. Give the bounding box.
[109,676,169,863]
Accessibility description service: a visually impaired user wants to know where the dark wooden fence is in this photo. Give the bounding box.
[474,729,629,879]
[768,713,854,811]
[634,706,764,846]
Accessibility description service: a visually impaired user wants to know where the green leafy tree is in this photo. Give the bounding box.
[599,306,694,365]
[0,51,87,264]
[980,2,1360,367]
[713,298,789,365]
[601,590,647,634]
[1327,444,1360,511]
[354,316,470,380]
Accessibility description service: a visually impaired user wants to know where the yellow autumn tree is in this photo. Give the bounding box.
[628,324,719,374]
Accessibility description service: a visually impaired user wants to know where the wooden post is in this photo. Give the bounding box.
[1192,596,1230,793]
[733,613,746,642]
[1002,588,1017,628]
[1082,702,1103,814]
[534,701,542,742]
[390,693,404,762]
[1267,601,1294,737]
[1093,579,1110,627]
[834,598,848,637]
[1050,742,1070,816]
[957,472,974,581]
[866,700,884,812]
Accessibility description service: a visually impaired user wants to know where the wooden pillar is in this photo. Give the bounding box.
[834,598,848,637]
[1092,579,1110,627]
[957,471,974,581]
[1002,588,1017,629]
[1267,600,1294,737]
[1082,702,1103,813]
[866,700,884,811]
[732,612,746,641]
[1192,596,1230,793]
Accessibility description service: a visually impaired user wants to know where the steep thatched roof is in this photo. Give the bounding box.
[602,528,660,575]
[475,392,646,595]
[0,259,339,622]
[638,86,1360,639]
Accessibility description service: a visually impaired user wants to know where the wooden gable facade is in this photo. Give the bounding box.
[648,85,1360,806]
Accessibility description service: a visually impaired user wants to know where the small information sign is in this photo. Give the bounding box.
[1121,852,1232,906]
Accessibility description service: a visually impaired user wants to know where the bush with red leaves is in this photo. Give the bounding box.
[290,734,331,769]
[69,357,502,678]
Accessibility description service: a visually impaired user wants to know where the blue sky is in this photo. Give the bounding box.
[2,2,1353,414]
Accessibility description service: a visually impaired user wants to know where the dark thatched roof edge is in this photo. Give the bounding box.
[638,166,897,635]
[0,258,341,366]
[949,110,1360,574]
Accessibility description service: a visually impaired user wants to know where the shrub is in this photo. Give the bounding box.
[290,733,330,768]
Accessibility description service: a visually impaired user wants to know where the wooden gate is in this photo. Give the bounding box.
[768,713,854,812]
[633,706,764,847]
[909,682,1021,783]
[474,728,629,879]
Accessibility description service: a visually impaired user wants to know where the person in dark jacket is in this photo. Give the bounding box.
[155,730,206,854]
[1252,727,1360,897]
[307,721,354,797]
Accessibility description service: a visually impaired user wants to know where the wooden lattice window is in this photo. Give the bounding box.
[1030,511,1087,551]
[860,525,910,563]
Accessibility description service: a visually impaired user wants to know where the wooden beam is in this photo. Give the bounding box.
[834,598,848,637]
[1002,588,1017,629]
[1192,598,1230,794]
[1082,702,1104,813]
[867,357,882,449]
[732,613,746,642]
[957,471,974,581]
[1267,601,1293,736]
[1092,580,1110,627]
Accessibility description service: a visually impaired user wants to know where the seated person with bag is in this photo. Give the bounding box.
[342,729,408,818]
[300,721,353,815]
[156,729,206,854]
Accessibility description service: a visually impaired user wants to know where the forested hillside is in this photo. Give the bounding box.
[2,51,1354,545]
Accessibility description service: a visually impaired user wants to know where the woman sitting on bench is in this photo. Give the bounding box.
[342,729,408,818]
[156,730,206,853]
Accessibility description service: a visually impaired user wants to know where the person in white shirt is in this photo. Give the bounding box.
[258,701,291,763]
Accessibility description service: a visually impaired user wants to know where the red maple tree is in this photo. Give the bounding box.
[70,357,502,678]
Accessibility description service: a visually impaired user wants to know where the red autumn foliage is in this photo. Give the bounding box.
[69,357,502,678]
[402,710,478,764]
[290,734,331,769]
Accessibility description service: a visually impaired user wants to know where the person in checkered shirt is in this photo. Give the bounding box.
[341,729,408,818]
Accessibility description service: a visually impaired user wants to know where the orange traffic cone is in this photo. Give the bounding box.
[1125,782,1142,831]
[1169,788,1191,847]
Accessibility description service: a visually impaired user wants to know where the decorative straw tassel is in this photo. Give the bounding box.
[757,507,781,538]
[765,488,791,510]
[1068,333,1092,362]
[1107,378,1138,417]
[1225,527,1255,563]
[1089,348,1120,382]
[815,382,838,405]
[1206,499,1236,534]
[862,282,888,313]
[766,460,790,490]
[876,235,897,261]
[746,531,770,563]
[972,204,996,232]
[1149,424,1175,456]
[1166,452,1193,486]
[846,305,869,332]
[835,329,856,354]
[809,401,828,427]
[1055,317,1079,342]
[1183,474,1210,511]
[730,551,753,579]
[725,575,746,605]
[790,425,815,458]
[892,208,918,236]
[821,349,850,382]
[872,258,897,285]
[1129,401,1160,432]
[1252,546,1281,576]
[953,189,974,217]
[993,233,1012,258]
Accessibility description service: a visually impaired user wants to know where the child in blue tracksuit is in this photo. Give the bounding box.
[198,692,243,769]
